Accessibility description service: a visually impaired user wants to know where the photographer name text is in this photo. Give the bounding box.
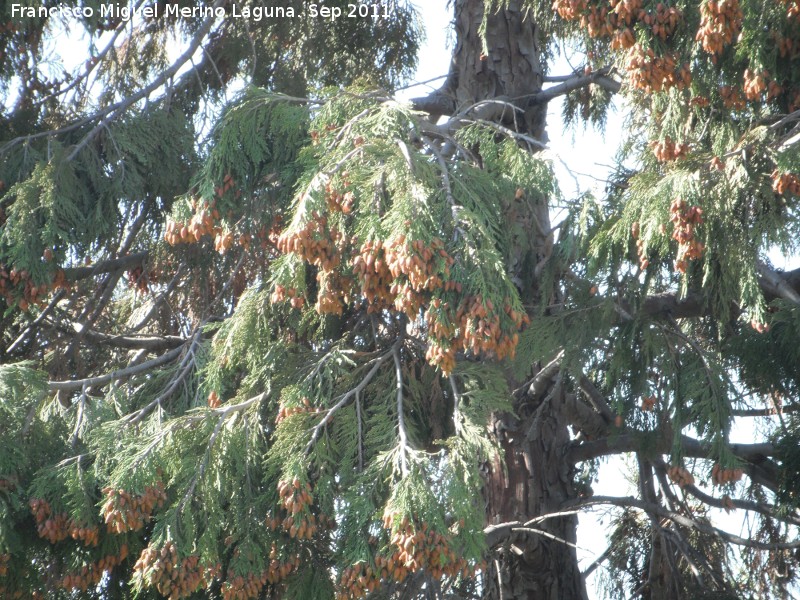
[11,3,395,22]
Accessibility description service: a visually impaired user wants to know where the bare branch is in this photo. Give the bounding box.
[48,345,184,393]
[562,496,800,551]
[393,344,409,477]
[125,331,203,426]
[305,341,400,454]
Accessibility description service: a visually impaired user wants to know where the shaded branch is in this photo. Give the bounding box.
[48,345,184,392]
[62,252,149,281]
[49,319,186,351]
[568,432,775,465]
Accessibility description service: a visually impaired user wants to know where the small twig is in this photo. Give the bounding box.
[449,375,462,436]
[328,108,371,151]
[69,386,88,448]
[6,288,66,354]
[356,390,364,472]
[178,412,226,514]
[304,341,400,454]
[393,345,409,477]
[130,263,185,332]
[125,331,203,426]
[511,526,591,552]
[495,559,505,600]
[581,544,613,579]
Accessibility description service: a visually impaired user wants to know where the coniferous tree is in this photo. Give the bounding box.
[2,1,800,599]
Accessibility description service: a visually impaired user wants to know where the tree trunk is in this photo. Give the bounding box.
[417,2,589,597]
[485,380,589,600]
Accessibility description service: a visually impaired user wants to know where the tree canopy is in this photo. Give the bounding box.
[1,0,800,598]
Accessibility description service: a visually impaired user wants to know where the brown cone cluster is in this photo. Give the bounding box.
[221,570,271,600]
[719,85,747,110]
[126,264,158,294]
[640,395,657,411]
[276,211,343,272]
[426,295,527,375]
[630,221,649,270]
[29,498,101,546]
[743,69,780,102]
[626,45,691,94]
[164,176,254,255]
[221,545,300,600]
[57,545,128,592]
[669,199,704,274]
[552,0,688,85]
[711,464,744,485]
[267,479,320,540]
[772,170,800,196]
[667,464,695,488]
[274,216,529,374]
[336,513,477,600]
[650,137,689,162]
[0,264,68,311]
[133,541,210,600]
[275,397,322,425]
[101,482,167,533]
[696,0,742,57]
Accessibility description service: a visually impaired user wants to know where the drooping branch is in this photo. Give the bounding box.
[682,481,800,527]
[125,331,203,426]
[561,496,800,551]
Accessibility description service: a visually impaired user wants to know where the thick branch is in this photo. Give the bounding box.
[758,261,800,305]
[568,432,775,465]
[62,252,148,281]
[529,68,621,105]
